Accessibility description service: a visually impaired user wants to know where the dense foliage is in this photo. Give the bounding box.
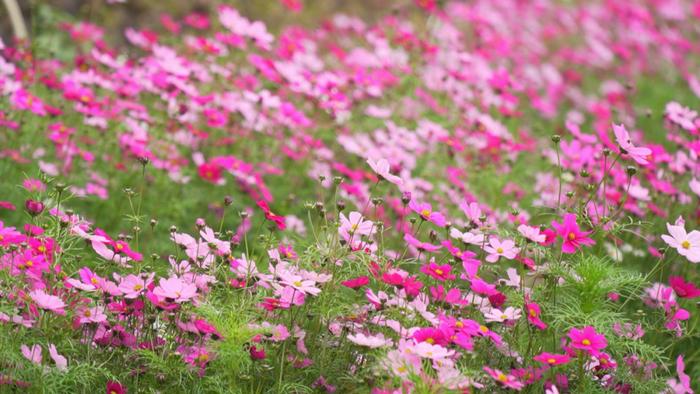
[0,1,699,393]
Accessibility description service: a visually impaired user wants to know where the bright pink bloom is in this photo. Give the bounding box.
[551,213,595,254]
[341,276,370,289]
[257,200,286,231]
[525,302,547,330]
[568,326,607,355]
[408,200,446,227]
[420,260,455,281]
[534,352,571,366]
[669,276,700,299]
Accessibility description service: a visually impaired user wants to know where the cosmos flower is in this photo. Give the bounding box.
[661,221,700,263]
[551,213,595,254]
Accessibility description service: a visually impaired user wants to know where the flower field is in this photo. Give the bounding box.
[0,0,699,392]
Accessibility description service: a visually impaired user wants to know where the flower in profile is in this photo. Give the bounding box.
[30,290,66,315]
[661,221,700,263]
[517,224,546,243]
[669,276,700,299]
[256,200,286,231]
[341,276,370,289]
[404,233,442,252]
[551,213,595,254]
[367,158,403,185]
[48,344,68,371]
[568,326,607,356]
[21,344,42,365]
[525,302,547,330]
[483,366,524,391]
[666,355,693,394]
[420,260,455,281]
[408,200,446,227]
[25,199,45,216]
[347,332,393,348]
[484,237,519,262]
[533,352,571,366]
[613,124,652,165]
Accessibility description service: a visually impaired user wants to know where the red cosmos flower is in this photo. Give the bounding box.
[669,276,700,299]
[341,276,370,289]
[198,162,222,183]
[106,381,126,394]
[256,200,286,231]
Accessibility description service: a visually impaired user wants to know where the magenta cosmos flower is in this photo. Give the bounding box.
[568,326,607,356]
[525,302,547,330]
[551,213,595,254]
[533,352,571,366]
[420,260,456,281]
[366,158,403,185]
[408,200,446,227]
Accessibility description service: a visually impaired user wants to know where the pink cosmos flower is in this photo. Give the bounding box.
[484,237,519,262]
[347,332,393,348]
[613,124,652,165]
[525,302,547,330]
[404,233,442,252]
[339,211,374,239]
[420,260,455,281]
[29,290,66,315]
[408,200,446,227]
[551,213,595,254]
[517,224,546,243]
[484,307,521,323]
[568,326,607,356]
[666,355,693,394]
[483,366,524,391]
[450,228,485,245]
[78,305,108,324]
[118,274,152,298]
[279,273,321,296]
[21,344,42,365]
[412,342,455,360]
[367,158,403,185]
[661,221,700,263]
[534,352,571,366]
[48,344,67,371]
[153,276,198,303]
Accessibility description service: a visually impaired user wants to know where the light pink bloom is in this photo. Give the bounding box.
[347,332,393,348]
[666,355,693,394]
[517,224,546,243]
[613,124,652,165]
[339,211,374,239]
[484,237,519,262]
[483,366,524,391]
[153,276,198,303]
[21,344,42,365]
[484,307,522,323]
[48,344,68,371]
[661,222,700,263]
[367,158,403,185]
[409,200,446,227]
[30,290,66,315]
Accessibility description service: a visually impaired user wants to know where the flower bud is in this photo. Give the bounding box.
[25,199,44,216]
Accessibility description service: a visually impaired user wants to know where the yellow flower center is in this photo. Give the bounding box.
[293,281,302,287]
[581,339,591,346]
[84,310,92,317]
[425,338,434,344]
[397,366,407,373]
[435,269,443,275]
[529,309,536,317]
[116,244,124,251]
[455,321,464,328]
[25,260,33,267]
[682,240,691,249]
[497,373,508,382]
[421,209,431,217]
[133,284,143,291]
[479,325,489,333]
[497,247,504,254]
[501,314,508,320]
[568,232,576,240]
[38,245,46,252]
[91,278,99,285]
[547,358,556,364]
